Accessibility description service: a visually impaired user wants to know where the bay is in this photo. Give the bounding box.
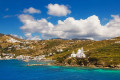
[0,60,120,80]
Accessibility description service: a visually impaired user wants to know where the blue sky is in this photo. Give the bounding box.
[0,0,120,40]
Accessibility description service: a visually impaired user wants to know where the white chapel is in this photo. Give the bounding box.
[71,47,86,58]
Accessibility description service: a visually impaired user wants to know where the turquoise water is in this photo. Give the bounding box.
[0,60,120,80]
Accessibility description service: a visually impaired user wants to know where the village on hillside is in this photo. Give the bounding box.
[0,34,120,68]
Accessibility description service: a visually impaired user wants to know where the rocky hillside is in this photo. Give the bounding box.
[0,33,4,37]
[50,37,120,68]
[0,33,120,68]
[0,33,94,57]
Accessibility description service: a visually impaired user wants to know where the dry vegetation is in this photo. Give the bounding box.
[0,33,120,68]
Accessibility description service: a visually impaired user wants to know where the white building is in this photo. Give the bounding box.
[16,55,24,60]
[33,55,45,61]
[76,47,86,58]
[71,47,86,58]
[71,51,76,57]
[57,49,63,52]
[5,56,10,59]
[49,53,53,56]
[7,37,20,43]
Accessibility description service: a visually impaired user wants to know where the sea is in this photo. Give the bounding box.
[0,59,120,80]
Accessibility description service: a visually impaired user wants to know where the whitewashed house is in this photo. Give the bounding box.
[7,37,20,43]
[71,51,76,57]
[5,56,9,59]
[59,49,63,52]
[49,53,53,56]
[16,55,24,60]
[57,49,63,52]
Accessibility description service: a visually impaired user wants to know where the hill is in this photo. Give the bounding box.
[49,37,120,68]
[0,33,120,68]
[0,33,4,37]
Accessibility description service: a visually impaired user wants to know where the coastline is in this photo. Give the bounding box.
[26,63,120,70]
[26,60,120,70]
[51,62,120,70]
[1,59,120,70]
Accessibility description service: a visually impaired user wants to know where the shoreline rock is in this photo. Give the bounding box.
[52,62,120,70]
[1,59,120,69]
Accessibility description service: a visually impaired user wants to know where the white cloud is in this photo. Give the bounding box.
[10,34,23,39]
[47,4,71,16]
[18,14,120,40]
[105,15,120,38]
[47,17,51,19]
[23,7,41,14]
[19,14,54,34]
[25,33,32,38]
[19,14,34,25]
[3,14,19,18]
[29,36,41,40]
[24,33,41,40]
